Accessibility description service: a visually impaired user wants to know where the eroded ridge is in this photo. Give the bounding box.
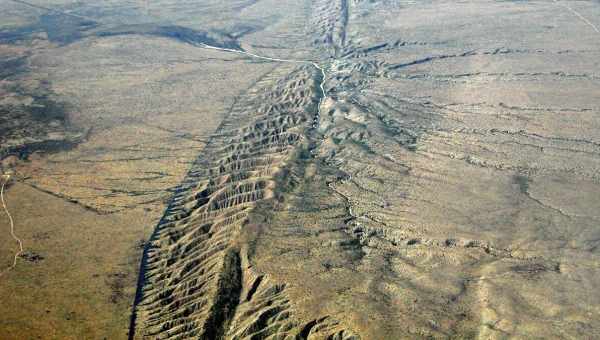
[310,0,349,55]
[131,64,357,339]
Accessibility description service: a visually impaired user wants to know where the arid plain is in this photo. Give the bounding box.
[1,0,600,339]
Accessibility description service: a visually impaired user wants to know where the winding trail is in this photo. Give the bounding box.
[553,0,600,34]
[198,43,328,121]
[8,0,102,23]
[0,175,23,279]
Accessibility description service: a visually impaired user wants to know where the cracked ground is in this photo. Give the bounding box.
[1,0,600,339]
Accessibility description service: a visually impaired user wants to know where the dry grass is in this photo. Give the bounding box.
[1,0,600,338]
